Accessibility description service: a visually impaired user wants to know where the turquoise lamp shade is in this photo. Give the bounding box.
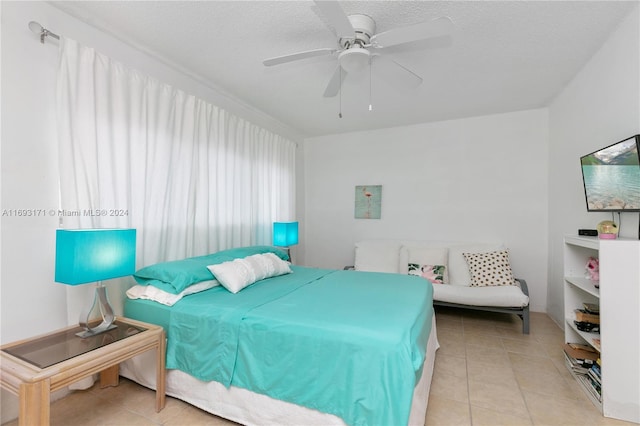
[55,229,136,285]
[273,222,299,247]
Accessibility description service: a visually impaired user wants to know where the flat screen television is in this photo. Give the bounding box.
[580,134,640,212]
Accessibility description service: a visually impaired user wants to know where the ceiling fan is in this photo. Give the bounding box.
[263,0,454,98]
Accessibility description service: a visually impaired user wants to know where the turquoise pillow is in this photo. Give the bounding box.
[134,246,289,294]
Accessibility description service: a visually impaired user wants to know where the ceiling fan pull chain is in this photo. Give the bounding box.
[339,67,343,118]
[369,58,373,111]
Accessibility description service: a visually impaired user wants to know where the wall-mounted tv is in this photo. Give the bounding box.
[580,134,640,212]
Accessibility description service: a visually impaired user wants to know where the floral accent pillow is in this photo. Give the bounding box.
[408,264,447,284]
[462,250,516,287]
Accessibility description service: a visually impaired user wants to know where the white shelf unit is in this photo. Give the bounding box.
[563,235,640,424]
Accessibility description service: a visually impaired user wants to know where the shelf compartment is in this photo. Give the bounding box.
[564,235,599,250]
[576,374,603,408]
[565,317,600,352]
[564,354,602,411]
[564,276,600,298]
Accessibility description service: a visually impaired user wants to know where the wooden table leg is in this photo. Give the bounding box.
[19,379,50,426]
[100,364,120,388]
[155,332,166,412]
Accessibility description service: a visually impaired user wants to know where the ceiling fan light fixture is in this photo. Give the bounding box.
[338,47,370,74]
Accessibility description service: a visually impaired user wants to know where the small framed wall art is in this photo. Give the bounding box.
[354,185,382,219]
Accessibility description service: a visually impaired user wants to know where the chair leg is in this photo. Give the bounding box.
[521,307,530,334]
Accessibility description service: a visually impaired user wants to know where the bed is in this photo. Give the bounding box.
[119,246,439,425]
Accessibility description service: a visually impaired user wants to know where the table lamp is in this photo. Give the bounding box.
[273,221,298,260]
[55,229,136,338]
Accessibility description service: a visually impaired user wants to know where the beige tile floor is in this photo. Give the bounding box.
[425,307,634,426]
[3,308,636,426]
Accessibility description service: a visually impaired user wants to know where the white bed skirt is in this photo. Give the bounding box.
[120,314,439,425]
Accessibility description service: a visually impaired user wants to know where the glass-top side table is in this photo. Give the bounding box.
[2,321,145,368]
[1,317,165,426]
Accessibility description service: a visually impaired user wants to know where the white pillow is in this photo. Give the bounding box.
[126,279,219,306]
[354,241,402,273]
[207,252,292,294]
[399,246,449,282]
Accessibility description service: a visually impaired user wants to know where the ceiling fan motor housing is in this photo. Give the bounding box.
[340,14,376,47]
[337,14,376,73]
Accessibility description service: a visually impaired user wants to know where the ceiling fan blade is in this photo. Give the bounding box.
[263,48,336,66]
[323,65,346,98]
[313,0,355,40]
[370,16,454,48]
[374,56,423,89]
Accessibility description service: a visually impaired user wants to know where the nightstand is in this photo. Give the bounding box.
[1,317,165,426]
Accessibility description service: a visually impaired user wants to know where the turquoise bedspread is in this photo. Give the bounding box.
[132,266,433,425]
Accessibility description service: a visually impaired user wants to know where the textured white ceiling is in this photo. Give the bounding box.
[52,1,637,138]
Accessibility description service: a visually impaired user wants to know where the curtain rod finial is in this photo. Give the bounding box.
[28,21,59,43]
[28,21,43,34]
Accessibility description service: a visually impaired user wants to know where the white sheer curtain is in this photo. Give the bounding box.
[56,37,296,324]
[57,37,296,264]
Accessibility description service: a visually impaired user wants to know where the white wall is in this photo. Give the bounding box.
[1,1,68,343]
[303,109,549,313]
[0,2,301,422]
[546,5,640,325]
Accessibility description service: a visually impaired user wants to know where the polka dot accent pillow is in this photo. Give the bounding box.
[462,250,516,287]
